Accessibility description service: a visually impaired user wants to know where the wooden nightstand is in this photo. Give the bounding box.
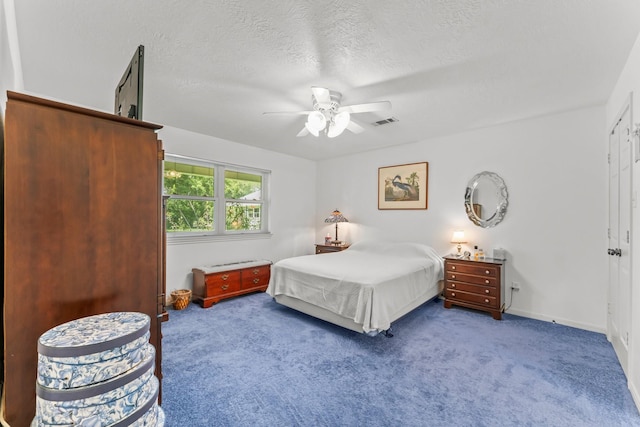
[315,243,350,254]
[443,256,505,320]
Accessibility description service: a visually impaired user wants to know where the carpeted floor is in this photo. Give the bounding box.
[160,292,640,426]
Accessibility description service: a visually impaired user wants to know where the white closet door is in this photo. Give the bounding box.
[608,104,631,374]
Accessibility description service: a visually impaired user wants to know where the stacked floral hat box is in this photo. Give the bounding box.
[32,312,164,426]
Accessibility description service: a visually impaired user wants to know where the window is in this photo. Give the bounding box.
[164,154,270,237]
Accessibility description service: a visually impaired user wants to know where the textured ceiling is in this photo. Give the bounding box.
[10,0,640,160]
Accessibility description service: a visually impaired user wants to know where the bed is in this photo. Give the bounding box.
[266,241,444,335]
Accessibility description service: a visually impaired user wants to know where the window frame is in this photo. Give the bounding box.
[164,154,271,242]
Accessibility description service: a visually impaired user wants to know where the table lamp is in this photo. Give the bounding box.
[324,209,349,245]
[451,230,466,256]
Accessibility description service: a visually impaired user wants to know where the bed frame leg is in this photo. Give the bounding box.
[383,328,394,338]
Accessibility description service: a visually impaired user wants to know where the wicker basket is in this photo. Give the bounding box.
[171,289,192,310]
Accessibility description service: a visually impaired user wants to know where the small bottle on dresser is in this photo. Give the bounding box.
[479,248,485,259]
[473,245,479,260]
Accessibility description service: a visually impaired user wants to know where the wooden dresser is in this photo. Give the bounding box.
[192,260,271,308]
[443,256,505,320]
[315,243,350,254]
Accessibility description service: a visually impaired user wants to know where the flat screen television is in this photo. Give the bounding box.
[114,45,144,120]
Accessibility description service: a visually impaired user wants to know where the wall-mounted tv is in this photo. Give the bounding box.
[114,45,144,120]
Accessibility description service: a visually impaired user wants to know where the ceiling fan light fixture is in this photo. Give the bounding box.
[264,87,391,139]
[327,123,342,138]
[305,111,326,137]
[307,111,326,130]
[305,121,319,137]
[327,111,350,138]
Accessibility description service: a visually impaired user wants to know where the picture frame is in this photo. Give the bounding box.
[378,162,428,210]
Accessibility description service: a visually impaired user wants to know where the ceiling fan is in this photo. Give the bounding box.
[264,87,391,138]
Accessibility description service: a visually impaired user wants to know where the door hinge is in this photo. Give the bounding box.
[608,153,610,164]
[608,228,611,239]
[627,230,630,244]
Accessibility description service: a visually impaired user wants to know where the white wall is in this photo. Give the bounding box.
[316,106,607,332]
[607,31,640,413]
[159,126,317,295]
[1,0,15,113]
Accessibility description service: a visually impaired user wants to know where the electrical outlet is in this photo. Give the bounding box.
[511,281,520,290]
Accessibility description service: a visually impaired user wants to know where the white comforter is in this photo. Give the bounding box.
[267,241,444,333]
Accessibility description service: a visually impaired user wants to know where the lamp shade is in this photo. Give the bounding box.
[308,111,326,130]
[451,230,466,243]
[324,209,348,223]
[305,111,326,137]
[305,121,320,137]
[327,111,350,138]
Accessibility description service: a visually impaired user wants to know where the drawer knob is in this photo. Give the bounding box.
[253,278,260,284]
[485,289,489,294]
[451,275,456,279]
[221,284,229,290]
[451,284,456,288]
[484,298,489,303]
[485,280,490,284]
[253,269,259,275]
[451,266,456,270]
[221,274,229,280]
[451,292,456,297]
[485,270,490,275]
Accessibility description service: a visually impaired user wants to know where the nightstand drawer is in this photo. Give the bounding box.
[446,262,498,277]
[445,289,498,308]
[446,281,498,297]
[446,272,498,287]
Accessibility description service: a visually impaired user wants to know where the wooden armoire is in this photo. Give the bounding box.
[3,91,165,426]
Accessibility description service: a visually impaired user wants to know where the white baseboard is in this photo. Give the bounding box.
[505,307,605,334]
[629,378,640,416]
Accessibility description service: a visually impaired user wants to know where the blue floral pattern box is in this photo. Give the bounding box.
[33,312,165,426]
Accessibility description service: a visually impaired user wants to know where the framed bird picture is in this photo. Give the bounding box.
[378,162,428,210]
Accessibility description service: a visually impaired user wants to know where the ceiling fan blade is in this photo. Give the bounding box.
[263,110,313,116]
[339,101,391,114]
[346,120,365,134]
[311,87,331,105]
[296,127,309,137]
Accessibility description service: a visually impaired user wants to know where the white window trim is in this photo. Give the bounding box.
[164,154,271,243]
[167,232,273,246]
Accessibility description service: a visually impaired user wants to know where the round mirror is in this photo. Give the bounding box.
[464,171,508,228]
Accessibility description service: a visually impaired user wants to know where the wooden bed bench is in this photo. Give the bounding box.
[192,260,271,308]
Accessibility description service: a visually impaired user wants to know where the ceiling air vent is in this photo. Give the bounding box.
[372,117,399,126]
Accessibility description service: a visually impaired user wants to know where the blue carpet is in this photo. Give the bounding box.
[160,292,640,426]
